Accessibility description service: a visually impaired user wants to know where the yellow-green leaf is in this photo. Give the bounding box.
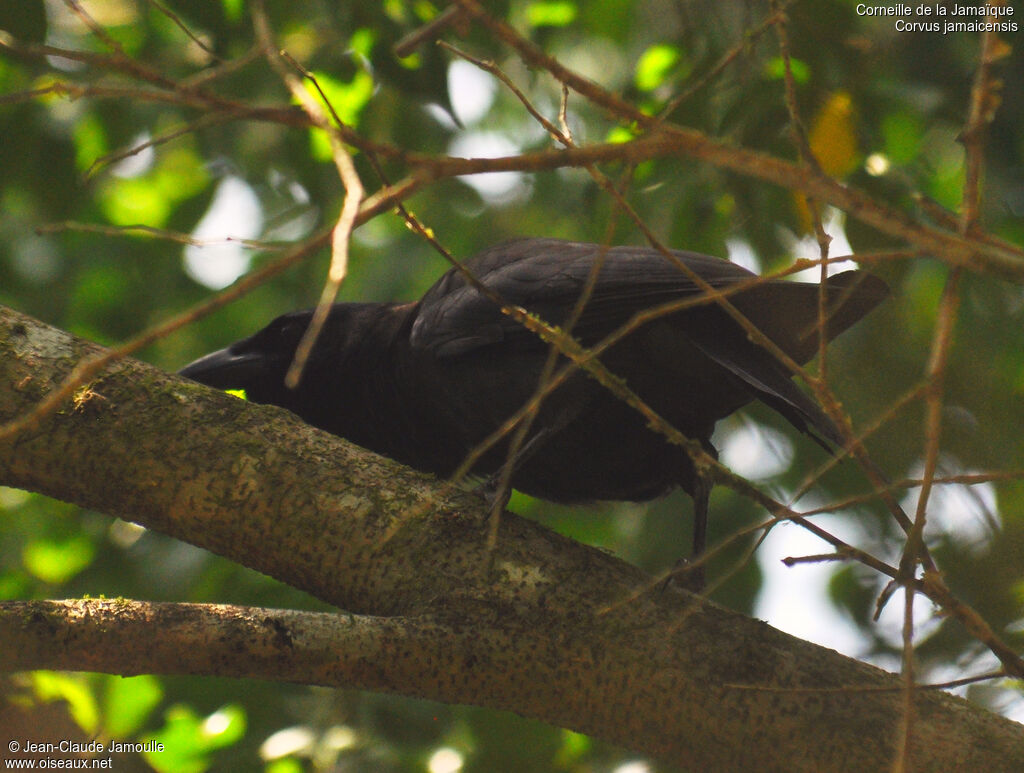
[526,1,577,28]
[635,44,680,92]
[23,536,95,584]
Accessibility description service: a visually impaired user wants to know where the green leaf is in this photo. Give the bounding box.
[605,125,636,144]
[99,146,208,227]
[32,672,100,735]
[102,674,164,737]
[23,535,95,584]
[221,0,244,23]
[882,111,924,165]
[903,262,946,339]
[100,177,173,228]
[764,56,810,84]
[265,759,305,773]
[145,707,208,773]
[923,131,965,210]
[349,27,376,59]
[635,44,680,92]
[554,729,591,766]
[526,1,578,28]
[201,704,247,748]
[305,68,375,160]
[144,704,247,773]
[72,113,108,174]
[0,570,31,600]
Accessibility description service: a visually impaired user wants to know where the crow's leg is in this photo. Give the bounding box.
[664,456,713,593]
[684,471,711,591]
[475,424,557,504]
[474,398,586,506]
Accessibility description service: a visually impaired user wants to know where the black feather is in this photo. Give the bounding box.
[181,238,888,571]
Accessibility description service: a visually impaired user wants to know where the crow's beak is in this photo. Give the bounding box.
[179,348,262,389]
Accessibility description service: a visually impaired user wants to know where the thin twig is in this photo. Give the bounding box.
[658,0,795,120]
[36,221,287,250]
[791,383,926,504]
[84,112,234,179]
[393,6,467,58]
[251,2,364,390]
[726,669,1005,694]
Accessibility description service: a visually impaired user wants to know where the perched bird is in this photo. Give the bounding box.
[181,238,888,578]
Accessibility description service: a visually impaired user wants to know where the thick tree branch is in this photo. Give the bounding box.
[0,600,476,691]
[1,304,1022,771]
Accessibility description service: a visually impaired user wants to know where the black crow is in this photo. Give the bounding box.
[181,238,888,577]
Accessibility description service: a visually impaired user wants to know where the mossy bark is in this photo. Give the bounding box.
[1,304,1023,771]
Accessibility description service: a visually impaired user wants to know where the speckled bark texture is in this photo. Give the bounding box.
[1,304,1022,771]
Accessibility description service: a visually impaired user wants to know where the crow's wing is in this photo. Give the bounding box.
[410,238,758,357]
[410,238,888,447]
[680,318,845,446]
[410,238,888,359]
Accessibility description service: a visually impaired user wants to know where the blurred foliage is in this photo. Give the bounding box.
[1,0,1023,770]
